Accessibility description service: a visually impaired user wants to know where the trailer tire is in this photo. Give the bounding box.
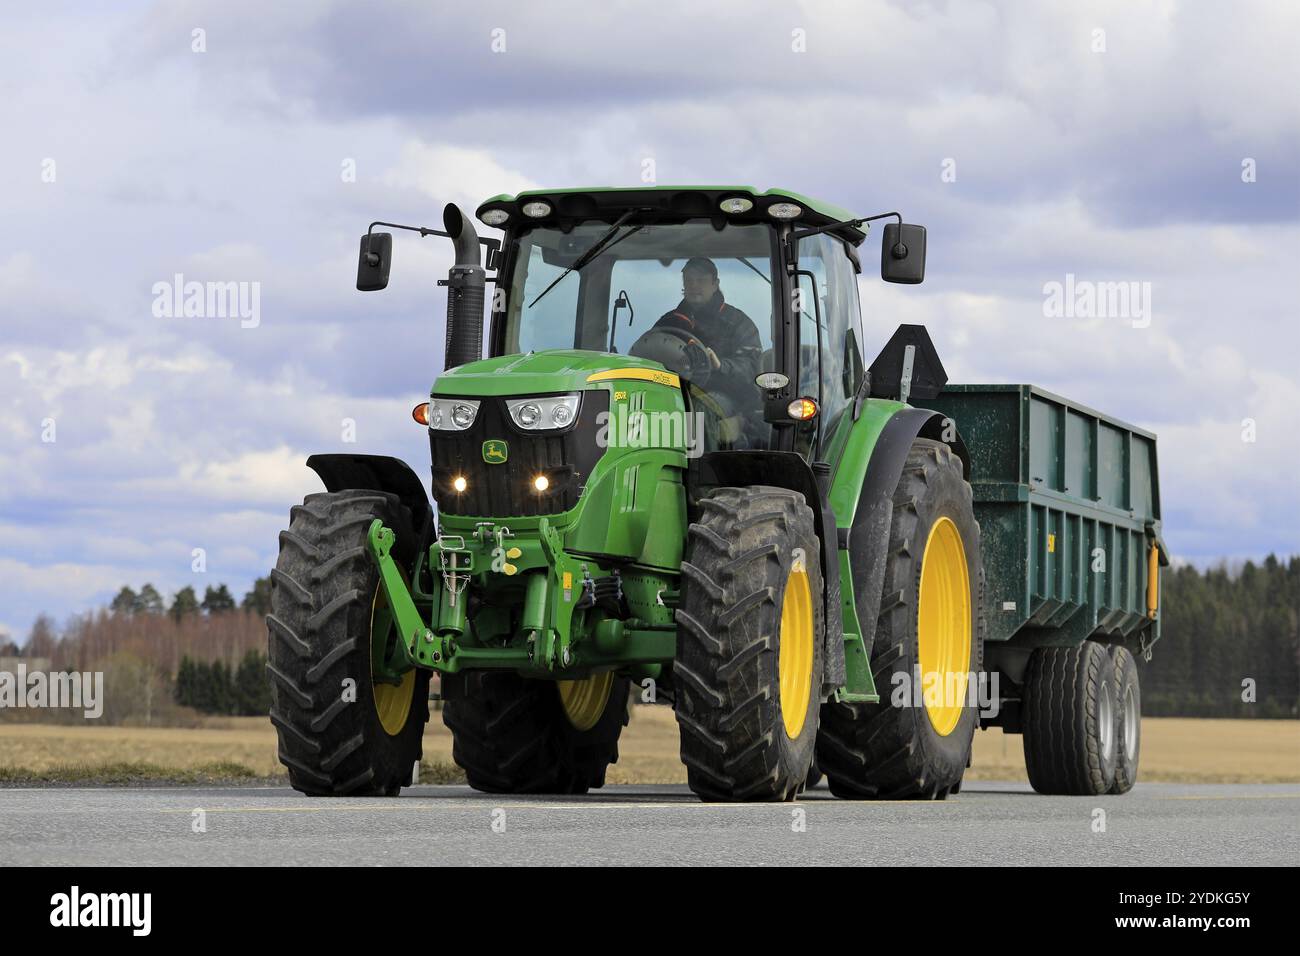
[441,671,629,794]
[1108,644,1141,794]
[267,490,431,796]
[674,486,825,802]
[1022,641,1119,795]
[817,438,984,800]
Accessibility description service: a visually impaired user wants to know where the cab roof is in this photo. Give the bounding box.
[476,186,868,245]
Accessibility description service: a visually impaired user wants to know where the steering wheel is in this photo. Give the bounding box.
[628,325,755,448]
[628,325,715,388]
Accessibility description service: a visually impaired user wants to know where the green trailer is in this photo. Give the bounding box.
[265,186,1165,802]
[928,385,1166,793]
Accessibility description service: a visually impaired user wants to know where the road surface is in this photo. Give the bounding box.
[0,781,1295,866]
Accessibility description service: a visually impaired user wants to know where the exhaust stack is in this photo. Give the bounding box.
[442,203,485,371]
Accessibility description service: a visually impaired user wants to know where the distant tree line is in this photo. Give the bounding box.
[1143,555,1299,718]
[2,577,275,726]
[107,578,271,621]
[174,650,271,716]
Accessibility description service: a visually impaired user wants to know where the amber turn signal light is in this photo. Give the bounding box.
[412,402,430,425]
[787,397,818,421]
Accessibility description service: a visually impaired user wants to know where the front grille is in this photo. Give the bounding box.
[430,391,609,518]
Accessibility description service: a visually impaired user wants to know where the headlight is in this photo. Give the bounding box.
[506,394,580,431]
[427,397,480,431]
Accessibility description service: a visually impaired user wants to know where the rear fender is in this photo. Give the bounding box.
[834,406,970,660]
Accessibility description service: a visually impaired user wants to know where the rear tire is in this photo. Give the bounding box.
[673,486,825,802]
[803,757,824,791]
[441,671,629,794]
[818,439,983,800]
[267,490,431,796]
[1108,644,1141,794]
[1022,641,1119,795]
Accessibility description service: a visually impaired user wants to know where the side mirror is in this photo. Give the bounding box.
[356,232,392,291]
[881,222,926,285]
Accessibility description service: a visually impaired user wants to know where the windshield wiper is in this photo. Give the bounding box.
[528,209,642,308]
[737,256,772,285]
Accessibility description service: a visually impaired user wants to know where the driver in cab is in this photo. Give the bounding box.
[653,257,762,407]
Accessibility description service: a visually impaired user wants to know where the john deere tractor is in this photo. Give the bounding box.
[268,186,1165,801]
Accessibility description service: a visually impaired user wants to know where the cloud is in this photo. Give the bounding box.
[381,142,540,211]
[0,556,128,638]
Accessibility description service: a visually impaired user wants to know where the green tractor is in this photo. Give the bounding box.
[267,186,1165,801]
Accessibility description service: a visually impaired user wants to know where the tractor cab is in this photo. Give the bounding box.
[476,187,927,461]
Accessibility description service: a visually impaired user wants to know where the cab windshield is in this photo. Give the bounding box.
[502,219,775,359]
[500,219,778,451]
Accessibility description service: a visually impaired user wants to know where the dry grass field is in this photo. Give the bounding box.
[2,706,1297,786]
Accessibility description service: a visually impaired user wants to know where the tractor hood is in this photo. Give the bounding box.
[431,349,680,397]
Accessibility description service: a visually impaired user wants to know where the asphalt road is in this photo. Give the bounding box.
[0,781,1295,866]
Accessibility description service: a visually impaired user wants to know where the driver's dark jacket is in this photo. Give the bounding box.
[653,290,762,406]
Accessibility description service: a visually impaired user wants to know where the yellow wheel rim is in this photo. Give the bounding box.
[374,669,416,737]
[778,563,814,740]
[371,578,415,737]
[917,516,972,736]
[557,672,614,731]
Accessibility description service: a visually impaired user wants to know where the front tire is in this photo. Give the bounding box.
[267,490,431,796]
[441,671,630,794]
[673,486,825,802]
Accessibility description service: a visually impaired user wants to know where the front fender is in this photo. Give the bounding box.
[305,453,433,545]
[698,450,845,696]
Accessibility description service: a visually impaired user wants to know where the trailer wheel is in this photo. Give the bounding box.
[441,671,629,794]
[818,438,984,800]
[267,490,430,796]
[1022,641,1119,795]
[673,486,825,801]
[1108,645,1141,794]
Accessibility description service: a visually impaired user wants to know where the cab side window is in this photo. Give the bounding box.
[793,233,866,457]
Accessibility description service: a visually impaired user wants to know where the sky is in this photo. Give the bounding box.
[2,0,1298,643]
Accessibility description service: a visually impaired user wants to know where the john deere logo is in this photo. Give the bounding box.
[482,440,508,464]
